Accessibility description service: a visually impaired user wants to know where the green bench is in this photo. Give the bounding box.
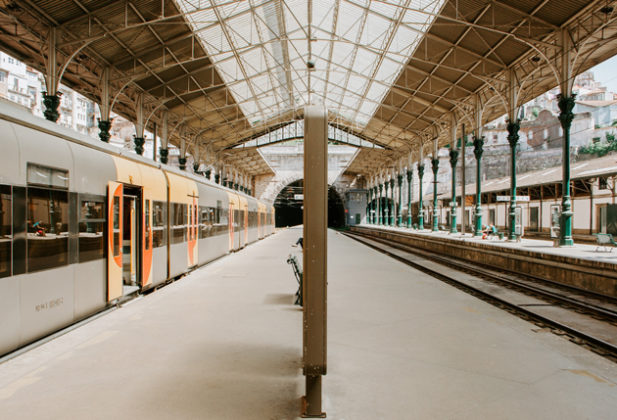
[595,233,617,252]
[286,254,303,306]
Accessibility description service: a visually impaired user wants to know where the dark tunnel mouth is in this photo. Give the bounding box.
[273,179,345,228]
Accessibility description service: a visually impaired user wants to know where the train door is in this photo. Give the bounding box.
[122,186,142,295]
[108,182,123,301]
[107,182,142,302]
[238,196,248,248]
[244,204,249,246]
[228,200,234,251]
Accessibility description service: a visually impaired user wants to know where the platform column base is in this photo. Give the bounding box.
[302,375,326,418]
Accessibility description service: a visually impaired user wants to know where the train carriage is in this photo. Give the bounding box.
[0,101,274,357]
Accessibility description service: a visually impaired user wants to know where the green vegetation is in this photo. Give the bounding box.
[579,132,617,156]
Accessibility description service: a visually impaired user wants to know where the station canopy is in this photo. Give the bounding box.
[1,0,617,176]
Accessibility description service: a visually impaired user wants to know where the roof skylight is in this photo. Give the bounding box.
[176,0,445,127]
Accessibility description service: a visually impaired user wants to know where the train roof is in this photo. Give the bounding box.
[0,99,266,203]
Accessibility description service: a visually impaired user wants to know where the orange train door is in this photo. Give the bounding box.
[142,197,153,287]
[107,182,123,301]
[228,201,234,251]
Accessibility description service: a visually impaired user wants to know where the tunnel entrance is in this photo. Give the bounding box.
[274,180,345,228]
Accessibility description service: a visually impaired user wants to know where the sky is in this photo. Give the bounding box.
[588,54,617,92]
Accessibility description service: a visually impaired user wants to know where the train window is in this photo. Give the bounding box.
[78,198,105,262]
[0,185,11,277]
[27,187,69,272]
[170,203,186,244]
[113,196,120,256]
[193,204,198,240]
[27,163,69,189]
[145,200,151,250]
[152,201,166,248]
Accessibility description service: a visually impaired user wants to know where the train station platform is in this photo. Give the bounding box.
[357,223,617,264]
[1,227,617,419]
[353,224,617,299]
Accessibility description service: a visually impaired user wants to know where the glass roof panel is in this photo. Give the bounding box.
[175,0,446,127]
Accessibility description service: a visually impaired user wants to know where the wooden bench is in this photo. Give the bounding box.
[286,254,303,306]
[595,233,617,252]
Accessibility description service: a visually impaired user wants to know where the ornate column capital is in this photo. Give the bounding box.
[506,120,520,149]
[473,136,484,160]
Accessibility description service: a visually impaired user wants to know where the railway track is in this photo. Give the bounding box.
[342,229,617,361]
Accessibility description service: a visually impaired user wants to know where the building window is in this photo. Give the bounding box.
[0,70,6,83]
[600,177,609,190]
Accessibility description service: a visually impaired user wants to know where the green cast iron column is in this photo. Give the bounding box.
[473,136,484,236]
[384,182,389,225]
[373,186,378,224]
[369,187,373,224]
[558,94,575,246]
[378,183,383,225]
[406,169,413,228]
[368,187,374,224]
[384,180,389,226]
[418,164,425,229]
[397,174,403,227]
[449,148,459,233]
[507,120,520,241]
[389,178,395,226]
[431,157,439,232]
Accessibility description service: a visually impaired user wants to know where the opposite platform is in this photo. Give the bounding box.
[1,227,617,419]
[353,224,617,298]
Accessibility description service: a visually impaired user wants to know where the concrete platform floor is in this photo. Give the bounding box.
[1,227,617,419]
[360,223,617,264]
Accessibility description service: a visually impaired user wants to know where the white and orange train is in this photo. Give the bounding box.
[0,101,274,356]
